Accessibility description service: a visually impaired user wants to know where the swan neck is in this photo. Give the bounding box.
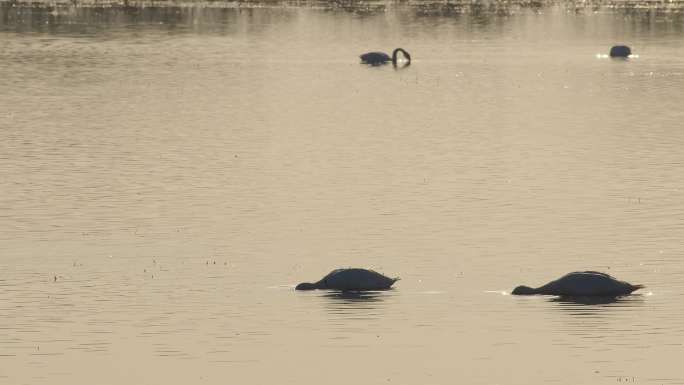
[512,285,539,295]
[295,282,318,290]
[392,48,410,64]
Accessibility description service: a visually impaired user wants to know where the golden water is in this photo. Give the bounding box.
[1,4,684,384]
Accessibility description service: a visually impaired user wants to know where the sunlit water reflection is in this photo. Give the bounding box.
[2,2,684,384]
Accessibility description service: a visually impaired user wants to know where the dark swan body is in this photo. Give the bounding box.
[610,45,632,58]
[512,271,644,296]
[360,48,411,66]
[296,268,399,291]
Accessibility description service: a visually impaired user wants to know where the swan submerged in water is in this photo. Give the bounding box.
[512,271,644,297]
[360,48,411,66]
[296,268,399,291]
[610,45,632,58]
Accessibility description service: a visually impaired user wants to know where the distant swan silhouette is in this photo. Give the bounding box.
[512,271,644,296]
[360,48,411,66]
[296,268,399,291]
[610,45,632,58]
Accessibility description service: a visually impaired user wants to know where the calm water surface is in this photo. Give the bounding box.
[1,3,684,384]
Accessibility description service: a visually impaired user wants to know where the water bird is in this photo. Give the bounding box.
[360,48,411,66]
[296,268,399,291]
[610,45,632,58]
[512,271,644,297]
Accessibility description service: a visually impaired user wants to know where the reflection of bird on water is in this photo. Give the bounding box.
[512,271,644,297]
[610,45,632,58]
[322,290,385,302]
[360,48,411,66]
[321,288,392,321]
[295,268,399,291]
[549,295,624,306]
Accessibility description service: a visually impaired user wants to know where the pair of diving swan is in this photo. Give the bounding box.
[359,45,633,66]
[296,269,644,297]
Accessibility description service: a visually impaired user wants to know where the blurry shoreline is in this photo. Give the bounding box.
[2,0,684,13]
[3,0,684,35]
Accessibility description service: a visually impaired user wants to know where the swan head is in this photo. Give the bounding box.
[511,285,537,295]
[295,282,317,290]
[392,48,411,65]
